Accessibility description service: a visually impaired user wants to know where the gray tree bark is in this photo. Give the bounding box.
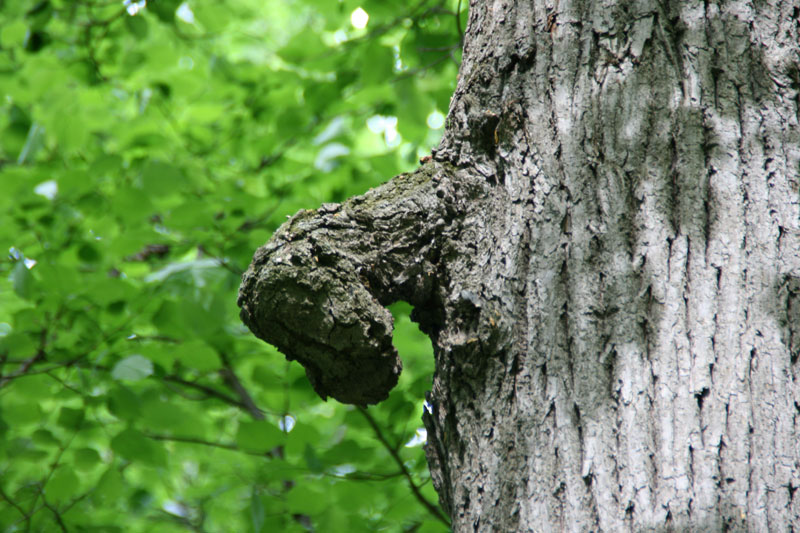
[239,0,800,530]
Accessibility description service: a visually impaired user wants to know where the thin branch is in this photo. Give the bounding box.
[392,53,452,83]
[343,470,405,481]
[0,326,48,388]
[0,356,85,382]
[41,499,68,533]
[234,203,283,233]
[127,334,180,343]
[0,352,42,387]
[456,0,464,42]
[219,352,265,420]
[0,301,147,388]
[145,433,239,452]
[60,484,96,514]
[161,374,250,411]
[145,433,280,460]
[27,427,80,528]
[0,484,28,521]
[44,371,86,398]
[212,257,244,277]
[356,407,449,526]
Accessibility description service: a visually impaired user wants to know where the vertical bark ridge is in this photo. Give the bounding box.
[424,0,800,530]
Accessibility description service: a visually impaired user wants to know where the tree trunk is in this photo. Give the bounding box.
[239,1,800,530]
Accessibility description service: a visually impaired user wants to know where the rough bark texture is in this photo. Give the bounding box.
[238,162,484,405]
[239,0,800,530]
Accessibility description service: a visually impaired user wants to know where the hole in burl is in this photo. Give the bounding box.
[387,301,435,397]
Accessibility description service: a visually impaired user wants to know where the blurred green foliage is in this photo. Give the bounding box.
[0,0,465,530]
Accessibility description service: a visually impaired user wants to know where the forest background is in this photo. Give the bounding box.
[0,0,464,530]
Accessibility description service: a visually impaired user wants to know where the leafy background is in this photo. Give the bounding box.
[0,0,464,530]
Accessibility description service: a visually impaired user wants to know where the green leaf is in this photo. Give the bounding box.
[0,20,28,49]
[111,355,154,381]
[77,242,101,263]
[358,44,394,85]
[250,486,265,533]
[235,421,283,454]
[74,447,102,471]
[286,485,328,514]
[12,374,52,398]
[1,400,41,426]
[107,386,141,421]
[125,14,149,38]
[110,428,167,467]
[303,443,324,473]
[96,468,125,504]
[193,4,231,32]
[140,161,186,199]
[147,0,181,22]
[277,31,327,64]
[141,399,200,434]
[46,467,80,503]
[173,340,219,372]
[17,122,45,164]
[56,406,85,430]
[31,428,61,447]
[285,422,321,459]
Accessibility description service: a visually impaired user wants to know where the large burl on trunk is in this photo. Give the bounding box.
[238,161,489,405]
[240,0,800,530]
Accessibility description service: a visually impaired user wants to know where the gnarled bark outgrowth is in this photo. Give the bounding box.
[238,161,484,405]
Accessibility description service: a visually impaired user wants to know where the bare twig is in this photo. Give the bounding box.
[356,407,449,526]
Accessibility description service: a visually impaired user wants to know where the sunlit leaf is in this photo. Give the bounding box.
[111,355,154,381]
[10,260,34,299]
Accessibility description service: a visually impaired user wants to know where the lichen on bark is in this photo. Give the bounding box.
[238,161,459,405]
